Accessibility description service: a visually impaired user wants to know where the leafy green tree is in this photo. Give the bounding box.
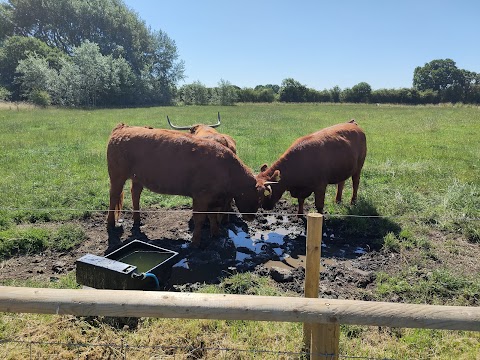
[15,41,137,107]
[237,87,256,102]
[143,30,185,105]
[256,88,275,102]
[212,79,238,105]
[255,84,280,94]
[413,59,465,92]
[419,89,440,104]
[0,86,10,100]
[351,82,372,103]
[340,87,353,103]
[329,86,341,103]
[72,41,110,106]
[2,0,151,72]
[0,3,14,41]
[51,59,81,106]
[179,81,209,105]
[1,0,184,106]
[62,41,135,106]
[15,54,57,100]
[105,55,136,106]
[412,58,480,103]
[305,88,331,102]
[29,89,51,107]
[279,78,307,102]
[0,35,64,99]
[237,87,275,103]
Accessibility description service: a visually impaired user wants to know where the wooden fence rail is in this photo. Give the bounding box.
[0,285,479,331]
[1,213,479,359]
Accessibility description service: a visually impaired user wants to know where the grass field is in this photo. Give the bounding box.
[0,103,479,358]
[1,103,478,238]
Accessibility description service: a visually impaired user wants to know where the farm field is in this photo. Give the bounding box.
[0,103,479,358]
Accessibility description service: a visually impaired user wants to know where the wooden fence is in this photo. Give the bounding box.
[0,214,479,359]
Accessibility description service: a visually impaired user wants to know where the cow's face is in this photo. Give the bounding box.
[257,166,281,211]
[257,169,281,211]
[234,170,280,221]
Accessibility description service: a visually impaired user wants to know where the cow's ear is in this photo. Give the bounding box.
[260,164,268,172]
[272,170,281,182]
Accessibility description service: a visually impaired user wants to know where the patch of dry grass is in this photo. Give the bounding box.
[0,101,37,111]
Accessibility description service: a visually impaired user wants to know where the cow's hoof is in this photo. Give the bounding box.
[107,223,123,232]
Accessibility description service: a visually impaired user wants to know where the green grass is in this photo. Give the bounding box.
[0,223,86,258]
[375,267,480,306]
[0,103,479,358]
[1,103,478,229]
[1,273,478,359]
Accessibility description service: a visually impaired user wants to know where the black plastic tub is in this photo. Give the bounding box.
[76,240,178,290]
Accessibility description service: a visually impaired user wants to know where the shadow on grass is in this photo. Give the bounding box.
[325,199,402,250]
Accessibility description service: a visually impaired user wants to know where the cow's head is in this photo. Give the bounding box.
[258,164,282,211]
[234,169,281,221]
[189,124,218,136]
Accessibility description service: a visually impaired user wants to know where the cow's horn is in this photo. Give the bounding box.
[264,181,278,185]
[207,112,221,128]
[166,115,191,130]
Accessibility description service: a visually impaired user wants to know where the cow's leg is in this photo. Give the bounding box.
[107,178,127,228]
[351,172,361,205]
[131,179,144,226]
[297,198,305,215]
[313,183,328,213]
[218,198,233,224]
[335,180,345,203]
[208,206,222,238]
[191,199,208,247]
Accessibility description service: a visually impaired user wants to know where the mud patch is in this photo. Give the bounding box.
[1,200,479,302]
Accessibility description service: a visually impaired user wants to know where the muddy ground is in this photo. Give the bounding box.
[1,200,479,302]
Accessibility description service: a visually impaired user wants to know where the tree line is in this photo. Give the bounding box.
[1,0,479,107]
[0,0,184,107]
[178,64,480,106]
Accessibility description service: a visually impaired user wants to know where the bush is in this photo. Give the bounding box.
[29,90,51,107]
[0,87,11,101]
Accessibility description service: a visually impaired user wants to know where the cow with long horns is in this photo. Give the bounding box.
[167,112,237,223]
[167,112,237,153]
[259,120,367,214]
[106,123,279,246]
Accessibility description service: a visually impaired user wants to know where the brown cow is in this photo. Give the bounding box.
[167,112,237,223]
[106,123,279,246]
[259,120,367,214]
[167,112,237,153]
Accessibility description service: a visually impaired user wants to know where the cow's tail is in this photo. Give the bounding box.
[114,191,124,223]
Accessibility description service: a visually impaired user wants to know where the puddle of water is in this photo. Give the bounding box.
[354,247,367,255]
[168,214,368,286]
[236,252,252,262]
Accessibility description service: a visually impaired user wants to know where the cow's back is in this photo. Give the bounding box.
[280,122,366,185]
[107,124,237,196]
[191,125,237,153]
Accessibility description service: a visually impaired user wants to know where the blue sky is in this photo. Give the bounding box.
[123,0,478,90]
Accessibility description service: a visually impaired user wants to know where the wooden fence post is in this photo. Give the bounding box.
[303,213,339,359]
